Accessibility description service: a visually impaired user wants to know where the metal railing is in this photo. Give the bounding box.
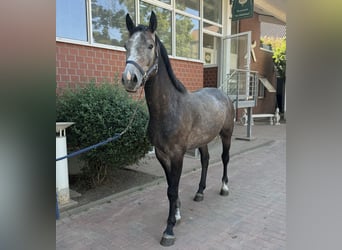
[220,69,258,109]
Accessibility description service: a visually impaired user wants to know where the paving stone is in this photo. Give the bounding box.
[57,124,286,249]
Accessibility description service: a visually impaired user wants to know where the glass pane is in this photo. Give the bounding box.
[176,14,199,59]
[56,0,87,41]
[203,22,222,33]
[156,0,171,4]
[203,0,222,24]
[176,0,200,16]
[203,33,218,64]
[228,35,248,70]
[92,0,135,47]
[140,2,172,55]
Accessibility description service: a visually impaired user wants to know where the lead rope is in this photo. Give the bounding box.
[119,86,145,136]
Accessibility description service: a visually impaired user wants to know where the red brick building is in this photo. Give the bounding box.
[56,41,203,93]
[56,0,285,114]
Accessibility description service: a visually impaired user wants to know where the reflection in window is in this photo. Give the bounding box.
[231,20,239,35]
[258,79,265,98]
[156,0,171,4]
[56,0,87,41]
[92,0,135,47]
[203,33,219,64]
[203,0,222,24]
[140,2,172,55]
[176,14,199,59]
[203,22,222,34]
[176,0,200,16]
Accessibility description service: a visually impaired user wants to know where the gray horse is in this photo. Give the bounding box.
[122,11,235,246]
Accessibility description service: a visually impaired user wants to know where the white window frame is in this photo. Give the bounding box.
[56,0,225,62]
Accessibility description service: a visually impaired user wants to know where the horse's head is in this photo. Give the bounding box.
[122,11,159,92]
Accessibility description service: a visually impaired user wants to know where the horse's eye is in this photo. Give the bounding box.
[148,44,154,49]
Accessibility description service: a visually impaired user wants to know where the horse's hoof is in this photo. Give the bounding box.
[194,193,204,202]
[160,233,176,246]
[220,189,229,196]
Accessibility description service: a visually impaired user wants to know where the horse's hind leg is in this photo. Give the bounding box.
[194,145,209,202]
[220,132,232,196]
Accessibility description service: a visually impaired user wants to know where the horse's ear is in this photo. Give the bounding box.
[126,13,135,34]
[149,11,157,33]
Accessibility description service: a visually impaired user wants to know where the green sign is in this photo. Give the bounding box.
[232,0,254,21]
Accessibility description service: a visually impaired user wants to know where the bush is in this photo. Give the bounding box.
[56,82,151,186]
[272,38,286,79]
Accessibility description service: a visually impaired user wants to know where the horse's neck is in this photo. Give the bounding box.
[144,60,181,121]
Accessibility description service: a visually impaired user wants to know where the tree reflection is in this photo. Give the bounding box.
[92,0,134,46]
[91,0,196,59]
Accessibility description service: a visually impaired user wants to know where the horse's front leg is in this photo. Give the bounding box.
[159,154,184,246]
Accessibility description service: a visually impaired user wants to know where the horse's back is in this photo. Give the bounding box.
[184,87,234,149]
[194,87,235,139]
[191,87,234,118]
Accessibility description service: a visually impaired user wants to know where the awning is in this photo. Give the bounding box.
[259,77,276,92]
[254,0,286,23]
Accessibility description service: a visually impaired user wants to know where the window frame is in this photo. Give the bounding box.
[56,0,224,62]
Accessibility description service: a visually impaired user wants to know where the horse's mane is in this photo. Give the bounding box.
[155,35,187,94]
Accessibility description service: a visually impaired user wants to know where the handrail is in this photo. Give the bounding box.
[220,69,258,108]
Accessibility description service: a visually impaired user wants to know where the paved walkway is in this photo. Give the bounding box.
[57,123,286,250]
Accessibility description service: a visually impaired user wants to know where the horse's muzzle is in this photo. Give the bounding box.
[122,67,143,92]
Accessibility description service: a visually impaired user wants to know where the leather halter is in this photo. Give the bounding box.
[125,41,159,86]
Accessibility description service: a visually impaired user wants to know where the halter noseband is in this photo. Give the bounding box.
[125,42,159,85]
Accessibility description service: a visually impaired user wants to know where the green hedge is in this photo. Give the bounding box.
[56,82,151,186]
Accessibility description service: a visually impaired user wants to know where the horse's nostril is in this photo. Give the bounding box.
[132,74,138,83]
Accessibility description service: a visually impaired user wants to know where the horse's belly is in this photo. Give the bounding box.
[186,124,221,150]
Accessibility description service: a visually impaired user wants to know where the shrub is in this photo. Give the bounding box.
[272,38,286,79]
[56,82,151,186]
[260,36,286,79]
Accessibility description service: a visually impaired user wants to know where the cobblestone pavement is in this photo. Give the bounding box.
[57,124,286,250]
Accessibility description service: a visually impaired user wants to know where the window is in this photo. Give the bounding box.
[176,0,200,16]
[91,0,135,47]
[156,0,171,4]
[258,77,276,98]
[176,14,199,59]
[203,22,222,34]
[203,33,219,65]
[258,80,265,98]
[203,0,222,24]
[56,0,88,41]
[231,20,239,35]
[56,0,225,61]
[140,2,172,54]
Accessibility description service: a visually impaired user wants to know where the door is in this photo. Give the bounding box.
[220,31,253,103]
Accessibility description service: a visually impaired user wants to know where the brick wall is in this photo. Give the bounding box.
[56,42,126,90]
[56,41,203,93]
[170,59,203,92]
[203,66,218,88]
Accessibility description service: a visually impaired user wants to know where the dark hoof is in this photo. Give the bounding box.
[220,189,229,196]
[160,233,175,246]
[194,193,204,202]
